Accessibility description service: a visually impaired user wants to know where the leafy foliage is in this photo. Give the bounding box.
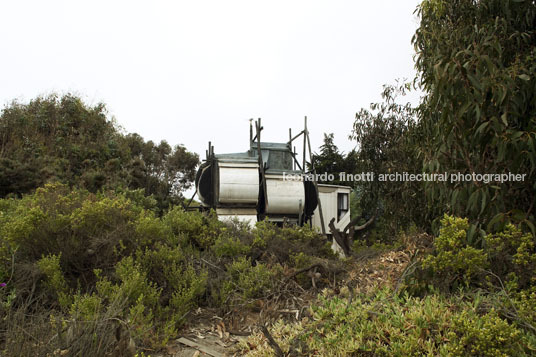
[486,223,536,287]
[421,215,488,287]
[310,133,356,185]
[240,288,533,356]
[414,0,536,234]
[0,184,339,352]
[409,215,536,293]
[0,94,199,209]
[350,81,427,233]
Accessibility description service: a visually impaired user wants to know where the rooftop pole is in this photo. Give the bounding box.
[256,119,268,209]
[302,117,307,173]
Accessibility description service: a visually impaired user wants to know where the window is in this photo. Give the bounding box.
[337,192,349,221]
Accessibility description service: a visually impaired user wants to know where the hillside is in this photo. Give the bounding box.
[1,0,536,356]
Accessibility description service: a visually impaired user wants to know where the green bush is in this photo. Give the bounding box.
[223,257,276,301]
[0,184,213,349]
[421,215,488,287]
[0,94,199,210]
[449,308,522,356]
[290,252,314,270]
[163,207,223,249]
[509,287,536,334]
[240,288,533,356]
[252,220,274,249]
[413,215,535,292]
[251,220,335,263]
[0,184,343,351]
[211,231,251,258]
[37,253,71,309]
[68,249,208,348]
[486,223,536,288]
[0,183,145,296]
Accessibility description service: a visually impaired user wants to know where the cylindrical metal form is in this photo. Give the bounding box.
[264,175,305,215]
[217,161,259,205]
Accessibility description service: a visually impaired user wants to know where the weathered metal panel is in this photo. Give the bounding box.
[218,162,259,204]
[264,175,305,215]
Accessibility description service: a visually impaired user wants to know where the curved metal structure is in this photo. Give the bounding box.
[194,118,360,258]
[195,119,318,226]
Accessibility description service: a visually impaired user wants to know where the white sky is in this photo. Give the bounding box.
[0,0,421,162]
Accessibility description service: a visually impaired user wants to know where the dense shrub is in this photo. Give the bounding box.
[0,183,147,297]
[223,257,276,301]
[421,215,488,287]
[0,184,340,352]
[163,207,224,249]
[240,288,533,356]
[0,94,199,210]
[486,223,536,288]
[414,0,536,233]
[250,220,335,263]
[0,295,128,357]
[407,215,536,293]
[350,82,428,236]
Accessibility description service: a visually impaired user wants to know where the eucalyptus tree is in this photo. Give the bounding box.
[414,0,536,237]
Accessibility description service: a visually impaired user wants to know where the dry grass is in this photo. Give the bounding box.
[0,295,133,357]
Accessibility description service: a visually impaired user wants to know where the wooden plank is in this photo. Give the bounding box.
[288,129,304,144]
[176,337,224,357]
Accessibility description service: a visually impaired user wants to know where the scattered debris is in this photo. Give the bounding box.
[176,337,224,357]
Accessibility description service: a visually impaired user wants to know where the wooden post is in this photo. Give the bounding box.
[293,146,297,170]
[305,117,326,235]
[289,128,292,145]
[302,117,307,172]
[288,128,293,170]
[256,120,268,208]
[209,141,216,208]
[250,119,253,145]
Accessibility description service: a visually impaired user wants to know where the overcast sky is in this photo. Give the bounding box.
[0,0,422,162]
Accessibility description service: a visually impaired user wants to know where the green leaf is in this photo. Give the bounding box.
[524,220,535,237]
[498,143,506,161]
[467,190,479,213]
[467,73,482,91]
[499,86,507,105]
[475,105,481,121]
[475,121,489,135]
[451,190,459,210]
[458,102,471,117]
[467,224,477,245]
[480,191,487,215]
[501,113,508,126]
[511,209,525,222]
[518,74,530,81]
[511,131,524,140]
[487,213,505,231]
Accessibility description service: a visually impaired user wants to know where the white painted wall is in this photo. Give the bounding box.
[311,185,352,232]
